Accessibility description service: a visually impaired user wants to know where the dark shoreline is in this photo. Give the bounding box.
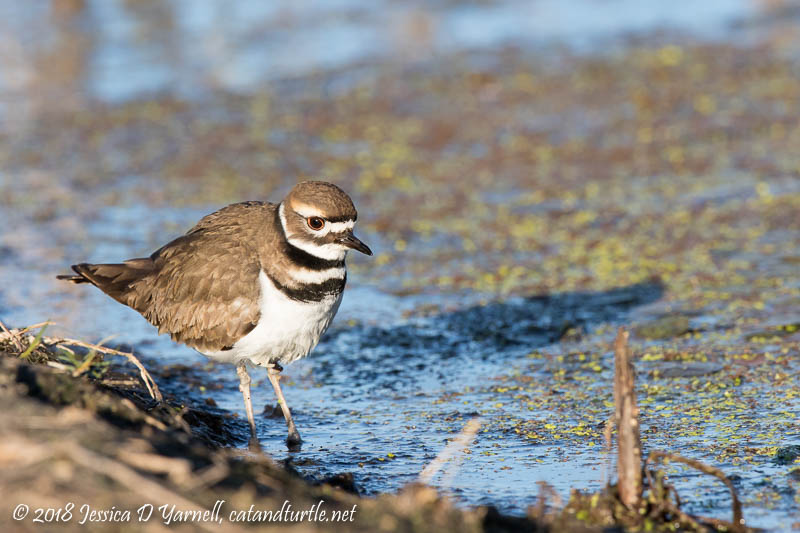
[1,322,762,532]
[0,333,557,533]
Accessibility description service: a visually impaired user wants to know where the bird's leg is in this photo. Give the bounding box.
[267,363,302,448]
[236,363,261,452]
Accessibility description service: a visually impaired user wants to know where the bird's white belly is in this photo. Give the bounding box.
[201,270,342,366]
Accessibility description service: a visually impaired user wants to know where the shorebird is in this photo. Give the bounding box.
[58,181,372,449]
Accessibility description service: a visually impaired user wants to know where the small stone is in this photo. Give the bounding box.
[634,315,691,340]
[774,445,800,465]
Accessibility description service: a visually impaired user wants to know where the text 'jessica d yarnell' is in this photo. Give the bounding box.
[12,500,357,525]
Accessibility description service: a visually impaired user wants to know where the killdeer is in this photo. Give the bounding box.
[57,181,372,449]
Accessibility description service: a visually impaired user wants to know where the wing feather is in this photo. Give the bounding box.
[134,205,268,352]
[59,201,274,353]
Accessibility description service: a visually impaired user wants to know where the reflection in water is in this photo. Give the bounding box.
[0,0,90,123]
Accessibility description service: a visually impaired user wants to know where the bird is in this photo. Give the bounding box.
[57,180,372,450]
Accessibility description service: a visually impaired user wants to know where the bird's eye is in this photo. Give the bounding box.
[306,217,325,231]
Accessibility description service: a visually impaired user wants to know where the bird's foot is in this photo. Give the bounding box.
[143,398,163,411]
[286,430,302,451]
[248,436,263,453]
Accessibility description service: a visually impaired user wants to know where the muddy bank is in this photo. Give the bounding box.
[0,334,588,533]
[1,322,762,533]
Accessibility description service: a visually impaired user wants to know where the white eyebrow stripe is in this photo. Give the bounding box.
[283,203,355,236]
[327,220,355,233]
[293,206,326,219]
[287,266,346,284]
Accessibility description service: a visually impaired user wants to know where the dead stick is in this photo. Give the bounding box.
[419,417,482,484]
[17,321,55,335]
[46,337,162,403]
[646,450,744,529]
[0,317,24,352]
[661,501,705,532]
[603,415,614,486]
[614,327,642,509]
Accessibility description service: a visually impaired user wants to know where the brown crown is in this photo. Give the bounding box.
[285,181,357,222]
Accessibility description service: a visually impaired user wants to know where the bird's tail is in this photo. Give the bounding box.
[56,260,153,306]
[56,269,91,284]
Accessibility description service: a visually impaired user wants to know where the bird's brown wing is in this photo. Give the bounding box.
[61,202,274,353]
[131,233,262,353]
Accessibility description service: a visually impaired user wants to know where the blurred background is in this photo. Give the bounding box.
[1,0,799,529]
[2,0,799,329]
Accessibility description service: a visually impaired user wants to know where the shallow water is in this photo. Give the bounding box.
[2,1,800,531]
[0,0,759,107]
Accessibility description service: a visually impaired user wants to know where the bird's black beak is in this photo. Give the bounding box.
[338,232,372,256]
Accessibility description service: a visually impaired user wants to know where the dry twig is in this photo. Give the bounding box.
[0,317,24,352]
[46,336,162,403]
[646,450,745,531]
[70,334,115,377]
[419,417,482,485]
[532,481,562,518]
[17,321,55,335]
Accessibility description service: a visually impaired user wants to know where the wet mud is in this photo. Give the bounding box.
[0,344,517,533]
